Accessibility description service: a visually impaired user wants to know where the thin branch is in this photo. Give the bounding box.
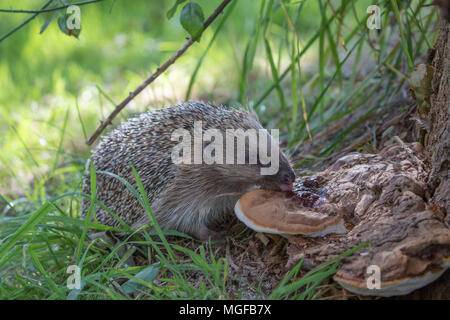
[0,0,103,14]
[290,98,412,163]
[0,0,55,43]
[86,0,234,146]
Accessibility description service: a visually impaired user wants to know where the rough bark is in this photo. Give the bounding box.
[425,19,450,220]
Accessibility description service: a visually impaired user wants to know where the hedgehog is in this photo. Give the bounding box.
[82,101,295,240]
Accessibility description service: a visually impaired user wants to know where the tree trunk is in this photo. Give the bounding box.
[425,17,450,221]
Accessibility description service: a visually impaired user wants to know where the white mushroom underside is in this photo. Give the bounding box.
[234,200,347,237]
[335,260,450,297]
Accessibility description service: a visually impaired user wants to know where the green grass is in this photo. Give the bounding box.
[0,0,439,299]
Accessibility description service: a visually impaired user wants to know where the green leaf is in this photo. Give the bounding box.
[167,0,188,19]
[58,13,69,34]
[180,2,205,41]
[121,265,160,294]
[40,13,57,34]
[57,11,81,39]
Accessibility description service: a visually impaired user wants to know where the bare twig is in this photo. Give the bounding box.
[226,240,239,271]
[0,0,55,43]
[339,112,405,153]
[86,0,234,146]
[291,98,412,162]
[327,99,413,157]
[0,0,103,13]
[393,135,423,167]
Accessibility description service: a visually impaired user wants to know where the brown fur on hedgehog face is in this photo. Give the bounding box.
[181,125,295,192]
[210,152,295,191]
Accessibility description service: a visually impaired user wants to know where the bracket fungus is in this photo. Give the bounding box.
[236,142,450,297]
[234,180,347,237]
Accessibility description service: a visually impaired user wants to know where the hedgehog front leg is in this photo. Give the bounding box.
[194,224,227,241]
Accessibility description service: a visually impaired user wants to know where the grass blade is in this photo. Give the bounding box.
[0,202,52,268]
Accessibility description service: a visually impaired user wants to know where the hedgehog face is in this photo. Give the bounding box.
[210,127,296,191]
[171,108,296,192]
[211,147,295,192]
[257,150,296,191]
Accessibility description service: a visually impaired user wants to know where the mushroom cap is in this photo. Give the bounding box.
[330,231,450,297]
[234,189,347,237]
[334,259,450,297]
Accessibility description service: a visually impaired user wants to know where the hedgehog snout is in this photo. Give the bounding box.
[258,165,295,191]
[277,168,296,191]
